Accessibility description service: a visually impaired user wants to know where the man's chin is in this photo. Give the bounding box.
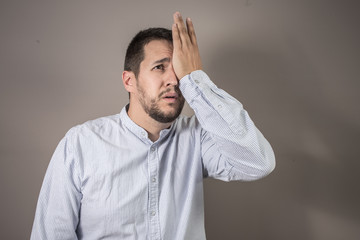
[150,106,184,123]
[149,113,178,123]
[144,98,185,123]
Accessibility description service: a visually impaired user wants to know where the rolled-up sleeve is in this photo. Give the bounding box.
[179,70,275,181]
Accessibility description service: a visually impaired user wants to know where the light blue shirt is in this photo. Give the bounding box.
[31,70,275,240]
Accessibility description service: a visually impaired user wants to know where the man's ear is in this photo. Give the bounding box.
[122,71,136,94]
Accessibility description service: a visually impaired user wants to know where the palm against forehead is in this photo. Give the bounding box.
[171,12,202,80]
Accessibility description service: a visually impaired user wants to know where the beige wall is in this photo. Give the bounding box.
[1,0,359,239]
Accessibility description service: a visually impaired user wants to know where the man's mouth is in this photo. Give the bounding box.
[162,92,178,102]
[163,93,177,98]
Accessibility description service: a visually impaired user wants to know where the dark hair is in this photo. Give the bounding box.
[124,28,172,78]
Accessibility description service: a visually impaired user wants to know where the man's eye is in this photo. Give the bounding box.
[153,65,164,70]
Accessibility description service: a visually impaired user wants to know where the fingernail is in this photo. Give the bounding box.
[187,17,191,22]
[176,12,181,18]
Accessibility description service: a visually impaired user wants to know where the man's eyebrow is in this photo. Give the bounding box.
[152,57,170,66]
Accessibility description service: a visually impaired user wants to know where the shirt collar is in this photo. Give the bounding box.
[119,104,176,144]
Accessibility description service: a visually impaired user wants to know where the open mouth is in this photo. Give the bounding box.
[162,93,178,103]
[162,92,178,99]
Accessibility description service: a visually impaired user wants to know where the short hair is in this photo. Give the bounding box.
[124,28,172,78]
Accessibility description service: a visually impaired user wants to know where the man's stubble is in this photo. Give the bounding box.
[137,84,185,123]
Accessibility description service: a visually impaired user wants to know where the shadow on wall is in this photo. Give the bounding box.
[203,36,360,240]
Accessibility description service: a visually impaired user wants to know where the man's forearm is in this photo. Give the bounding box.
[179,70,276,181]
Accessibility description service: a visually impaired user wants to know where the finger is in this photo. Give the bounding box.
[173,12,190,45]
[186,18,197,45]
[172,23,181,49]
[173,12,186,33]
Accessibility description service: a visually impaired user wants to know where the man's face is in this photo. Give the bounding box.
[134,40,185,123]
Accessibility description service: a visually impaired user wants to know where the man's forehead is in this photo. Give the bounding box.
[143,40,173,61]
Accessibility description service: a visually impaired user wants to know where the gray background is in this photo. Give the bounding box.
[1,0,359,239]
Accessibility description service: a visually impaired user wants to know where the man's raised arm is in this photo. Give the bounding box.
[172,12,276,181]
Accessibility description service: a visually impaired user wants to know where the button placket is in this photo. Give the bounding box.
[148,145,161,239]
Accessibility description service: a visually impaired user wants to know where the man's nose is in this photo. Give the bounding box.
[165,68,179,87]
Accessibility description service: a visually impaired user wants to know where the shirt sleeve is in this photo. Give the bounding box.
[179,70,276,181]
[31,128,82,240]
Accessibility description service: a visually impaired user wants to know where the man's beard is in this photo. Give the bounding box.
[137,86,185,123]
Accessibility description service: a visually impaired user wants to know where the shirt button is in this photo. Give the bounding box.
[150,147,155,152]
[151,211,156,216]
[141,132,145,137]
[218,104,222,109]
[194,80,200,84]
[152,177,157,183]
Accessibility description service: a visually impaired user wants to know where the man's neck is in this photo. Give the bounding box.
[127,103,172,142]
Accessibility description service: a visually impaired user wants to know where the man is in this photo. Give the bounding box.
[31,12,275,239]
